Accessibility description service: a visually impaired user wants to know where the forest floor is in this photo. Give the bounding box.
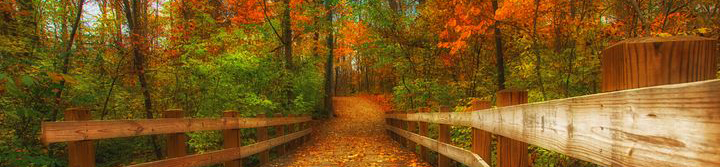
[265,96,430,167]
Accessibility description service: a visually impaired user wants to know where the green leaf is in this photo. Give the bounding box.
[21,75,34,87]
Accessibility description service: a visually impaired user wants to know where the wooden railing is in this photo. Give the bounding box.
[386,36,719,167]
[41,109,312,167]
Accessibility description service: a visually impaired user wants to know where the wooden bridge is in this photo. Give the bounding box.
[41,36,719,167]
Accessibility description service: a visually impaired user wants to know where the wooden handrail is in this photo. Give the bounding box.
[127,128,312,167]
[386,79,720,166]
[386,125,490,167]
[41,116,311,144]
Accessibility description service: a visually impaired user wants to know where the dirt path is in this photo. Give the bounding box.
[265,97,430,167]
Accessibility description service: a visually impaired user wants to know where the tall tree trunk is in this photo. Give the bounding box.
[324,0,335,117]
[282,0,293,70]
[51,0,85,121]
[282,0,294,108]
[491,0,506,90]
[121,0,163,159]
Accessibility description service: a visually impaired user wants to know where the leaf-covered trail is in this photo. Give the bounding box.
[266,97,430,167]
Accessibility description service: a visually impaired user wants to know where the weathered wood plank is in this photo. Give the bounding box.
[387,79,720,167]
[127,128,312,167]
[41,116,312,144]
[386,125,490,167]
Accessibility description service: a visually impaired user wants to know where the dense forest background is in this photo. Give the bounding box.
[1,0,718,166]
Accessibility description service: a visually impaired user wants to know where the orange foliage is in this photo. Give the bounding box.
[227,0,264,24]
[334,20,370,57]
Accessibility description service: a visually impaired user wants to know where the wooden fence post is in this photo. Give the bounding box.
[223,111,242,167]
[438,106,452,167]
[256,114,269,165]
[164,109,186,158]
[496,90,529,167]
[65,108,95,167]
[602,36,717,92]
[288,114,297,150]
[401,110,408,148]
[469,100,492,164]
[418,107,429,162]
[407,109,417,153]
[274,113,286,155]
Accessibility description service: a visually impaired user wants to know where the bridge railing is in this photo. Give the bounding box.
[385,36,719,167]
[41,110,312,167]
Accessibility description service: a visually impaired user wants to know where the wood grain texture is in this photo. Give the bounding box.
[602,36,717,92]
[222,111,241,167]
[65,108,95,167]
[164,109,187,158]
[438,106,452,167]
[386,79,720,167]
[496,90,529,167]
[41,116,312,144]
[469,100,492,164]
[257,114,269,165]
[128,128,311,167]
[386,125,490,167]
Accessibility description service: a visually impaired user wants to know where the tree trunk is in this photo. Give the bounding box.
[121,0,163,159]
[51,0,85,121]
[282,0,294,108]
[324,0,334,117]
[282,0,293,70]
[492,0,505,90]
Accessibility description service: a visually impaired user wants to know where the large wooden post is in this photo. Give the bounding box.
[256,114,269,165]
[602,36,717,92]
[223,111,242,167]
[274,113,286,155]
[469,100,492,164]
[164,109,186,158]
[407,109,417,153]
[496,90,529,167]
[418,107,430,162]
[65,108,95,167]
[437,106,452,167]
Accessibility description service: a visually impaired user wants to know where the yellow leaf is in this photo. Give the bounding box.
[697,28,711,34]
[658,33,672,37]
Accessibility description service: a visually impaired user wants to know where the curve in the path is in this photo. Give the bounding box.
[266,96,430,167]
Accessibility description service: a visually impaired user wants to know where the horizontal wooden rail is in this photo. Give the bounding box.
[387,79,720,166]
[386,125,490,167]
[127,128,312,167]
[41,116,312,144]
